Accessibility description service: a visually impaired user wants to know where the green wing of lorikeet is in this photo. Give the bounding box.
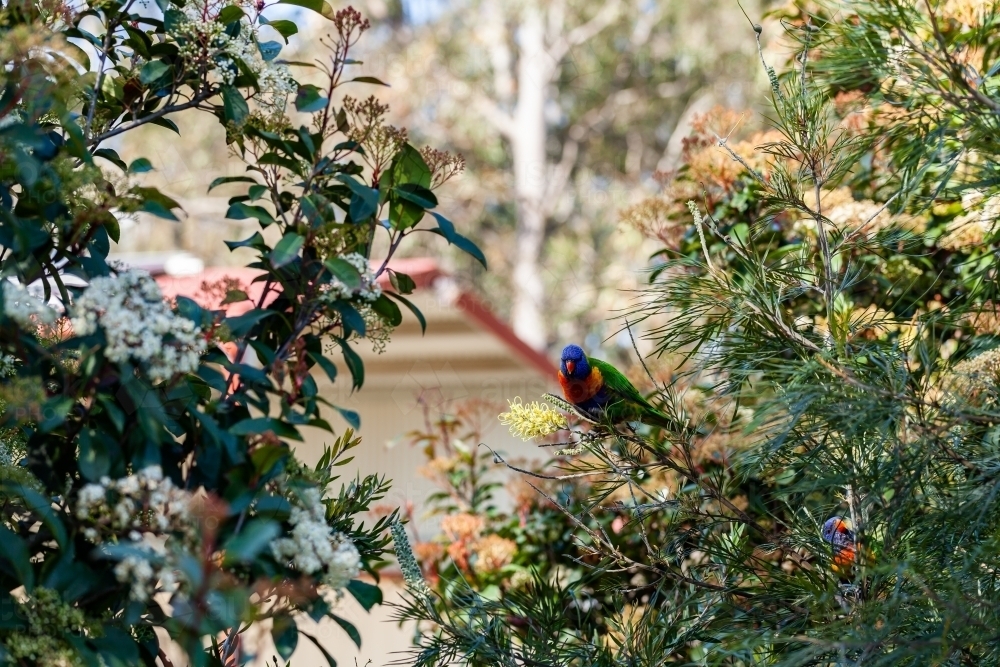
[588,358,677,429]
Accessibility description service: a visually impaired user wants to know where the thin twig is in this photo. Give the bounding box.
[624,318,663,395]
[84,13,115,142]
[482,444,627,481]
[90,91,215,146]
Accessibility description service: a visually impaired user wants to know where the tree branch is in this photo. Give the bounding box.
[543,87,639,208]
[473,93,517,139]
[547,2,622,65]
[89,90,216,146]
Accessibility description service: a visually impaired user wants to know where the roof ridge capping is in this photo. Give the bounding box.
[153,257,558,378]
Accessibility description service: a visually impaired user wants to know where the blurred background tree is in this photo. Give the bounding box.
[363,0,770,350]
[120,0,773,354]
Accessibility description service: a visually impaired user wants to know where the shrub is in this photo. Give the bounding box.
[0,1,483,664]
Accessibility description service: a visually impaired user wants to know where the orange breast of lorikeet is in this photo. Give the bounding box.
[831,544,857,571]
[558,367,604,405]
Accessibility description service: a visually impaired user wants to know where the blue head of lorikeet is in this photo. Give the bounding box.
[560,344,590,381]
[822,516,858,571]
[558,344,677,429]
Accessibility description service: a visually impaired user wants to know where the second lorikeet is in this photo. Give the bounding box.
[822,516,858,572]
[557,344,677,429]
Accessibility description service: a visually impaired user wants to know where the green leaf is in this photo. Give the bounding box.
[224,309,275,337]
[388,270,416,294]
[222,519,280,564]
[346,579,382,611]
[395,183,437,208]
[89,627,141,667]
[229,417,301,440]
[101,211,121,243]
[299,193,324,226]
[338,339,364,390]
[226,202,275,225]
[97,395,125,433]
[271,615,299,660]
[430,212,487,268]
[452,234,489,269]
[217,4,244,23]
[335,174,379,221]
[148,116,180,134]
[349,76,389,86]
[0,525,34,591]
[334,302,366,336]
[371,294,402,326]
[258,152,301,172]
[334,406,360,429]
[331,614,361,648]
[301,632,338,667]
[389,198,424,230]
[221,85,249,124]
[308,351,338,383]
[139,60,170,85]
[295,84,327,112]
[389,143,431,188]
[225,231,267,251]
[221,289,249,305]
[163,8,184,31]
[278,0,334,18]
[93,148,127,172]
[90,226,110,259]
[264,18,298,42]
[42,553,94,602]
[127,157,153,173]
[134,186,182,219]
[308,595,331,623]
[324,258,363,291]
[140,200,179,221]
[1,482,67,548]
[270,232,304,268]
[209,175,258,192]
[79,431,110,481]
[251,444,289,478]
[387,292,426,333]
[258,40,281,61]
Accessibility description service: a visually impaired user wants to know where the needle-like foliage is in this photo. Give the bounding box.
[394,2,1000,665]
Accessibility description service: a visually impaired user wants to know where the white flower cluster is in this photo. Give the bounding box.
[70,270,206,382]
[270,486,361,591]
[174,0,296,113]
[940,189,1000,251]
[0,354,17,377]
[75,465,193,539]
[3,281,56,329]
[113,547,179,602]
[76,466,189,601]
[221,22,296,110]
[322,253,382,303]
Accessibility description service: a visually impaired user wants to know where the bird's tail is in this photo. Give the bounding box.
[644,407,681,431]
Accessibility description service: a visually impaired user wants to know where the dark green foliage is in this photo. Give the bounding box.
[0,1,484,664]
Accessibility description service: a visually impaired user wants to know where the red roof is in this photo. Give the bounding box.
[153,259,557,378]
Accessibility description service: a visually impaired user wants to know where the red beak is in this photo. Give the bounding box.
[565,360,575,374]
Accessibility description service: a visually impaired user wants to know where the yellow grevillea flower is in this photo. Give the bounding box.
[498,397,568,441]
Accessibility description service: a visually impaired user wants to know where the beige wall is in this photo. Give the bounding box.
[260,292,554,665]
[294,289,553,532]
[243,581,415,667]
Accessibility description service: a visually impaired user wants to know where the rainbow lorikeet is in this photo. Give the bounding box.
[557,344,677,429]
[822,516,859,572]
